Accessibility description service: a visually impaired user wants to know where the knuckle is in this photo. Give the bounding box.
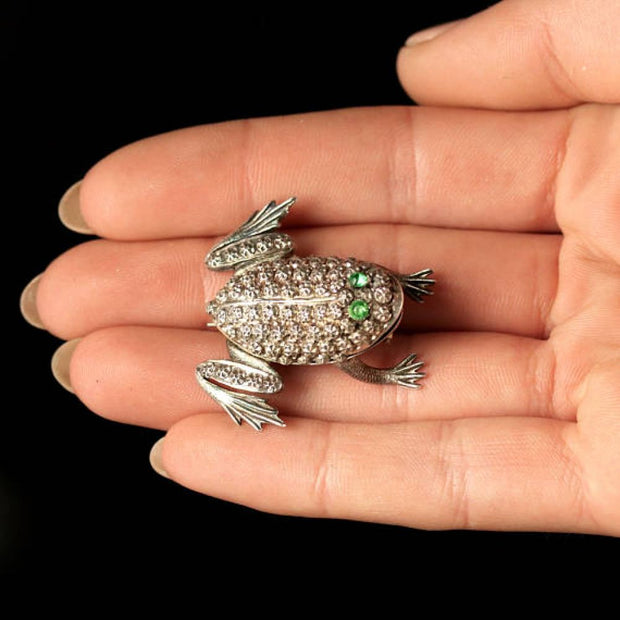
[436,421,473,529]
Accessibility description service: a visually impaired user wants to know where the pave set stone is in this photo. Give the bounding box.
[206,233,293,270]
[197,360,282,393]
[208,256,403,365]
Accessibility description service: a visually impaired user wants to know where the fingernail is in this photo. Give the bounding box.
[20,274,45,329]
[51,339,81,393]
[405,19,463,46]
[58,180,94,234]
[149,438,170,479]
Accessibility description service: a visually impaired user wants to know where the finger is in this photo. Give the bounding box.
[573,362,620,536]
[156,413,596,533]
[397,0,620,109]
[36,225,560,340]
[76,106,569,238]
[552,104,620,266]
[65,326,562,429]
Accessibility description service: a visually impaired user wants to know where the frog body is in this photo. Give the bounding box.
[196,198,434,430]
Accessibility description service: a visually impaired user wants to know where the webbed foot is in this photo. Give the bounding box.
[399,269,435,303]
[384,354,425,388]
[196,368,285,430]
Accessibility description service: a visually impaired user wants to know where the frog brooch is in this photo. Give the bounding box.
[196,198,434,430]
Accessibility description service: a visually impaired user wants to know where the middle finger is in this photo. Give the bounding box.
[37,224,560,340]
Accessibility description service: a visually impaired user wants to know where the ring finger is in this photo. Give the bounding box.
[65,325,558,429]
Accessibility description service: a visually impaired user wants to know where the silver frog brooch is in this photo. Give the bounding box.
[196,198,434,430]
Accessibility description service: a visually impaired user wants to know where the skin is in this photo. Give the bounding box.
[30,0,619,535]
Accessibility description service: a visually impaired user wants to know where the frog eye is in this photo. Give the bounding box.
[348,271,369,288]
[348,299,370,321]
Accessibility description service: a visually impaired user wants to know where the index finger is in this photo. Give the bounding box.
[397,0,620,110]
[74,106,567,239]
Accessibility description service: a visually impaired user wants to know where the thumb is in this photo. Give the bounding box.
[397,0,620,110]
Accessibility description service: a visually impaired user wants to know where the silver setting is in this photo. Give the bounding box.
[196,198,435,430]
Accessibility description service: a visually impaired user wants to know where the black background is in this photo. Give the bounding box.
[4,0,617,587]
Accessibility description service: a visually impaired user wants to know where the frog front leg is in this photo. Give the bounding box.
[195,342,285,430]
[398,269,435,303]
[337,354,425,389]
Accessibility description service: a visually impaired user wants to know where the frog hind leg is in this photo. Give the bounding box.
[337,354,425,389]
[205,197,296,272]
[195,343,285,430]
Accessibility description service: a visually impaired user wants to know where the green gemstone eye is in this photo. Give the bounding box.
[348,299,370,321]
[348,271,369,288]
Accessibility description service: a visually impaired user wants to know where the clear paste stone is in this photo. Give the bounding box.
[207,256,403,365]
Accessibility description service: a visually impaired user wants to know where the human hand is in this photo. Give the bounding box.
[21,0,619,535]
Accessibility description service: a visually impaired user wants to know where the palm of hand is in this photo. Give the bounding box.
[541,106,619,532]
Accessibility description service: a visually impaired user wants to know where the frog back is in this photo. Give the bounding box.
[208,256,404,365]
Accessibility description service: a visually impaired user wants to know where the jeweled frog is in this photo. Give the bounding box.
[196,198,434,430]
